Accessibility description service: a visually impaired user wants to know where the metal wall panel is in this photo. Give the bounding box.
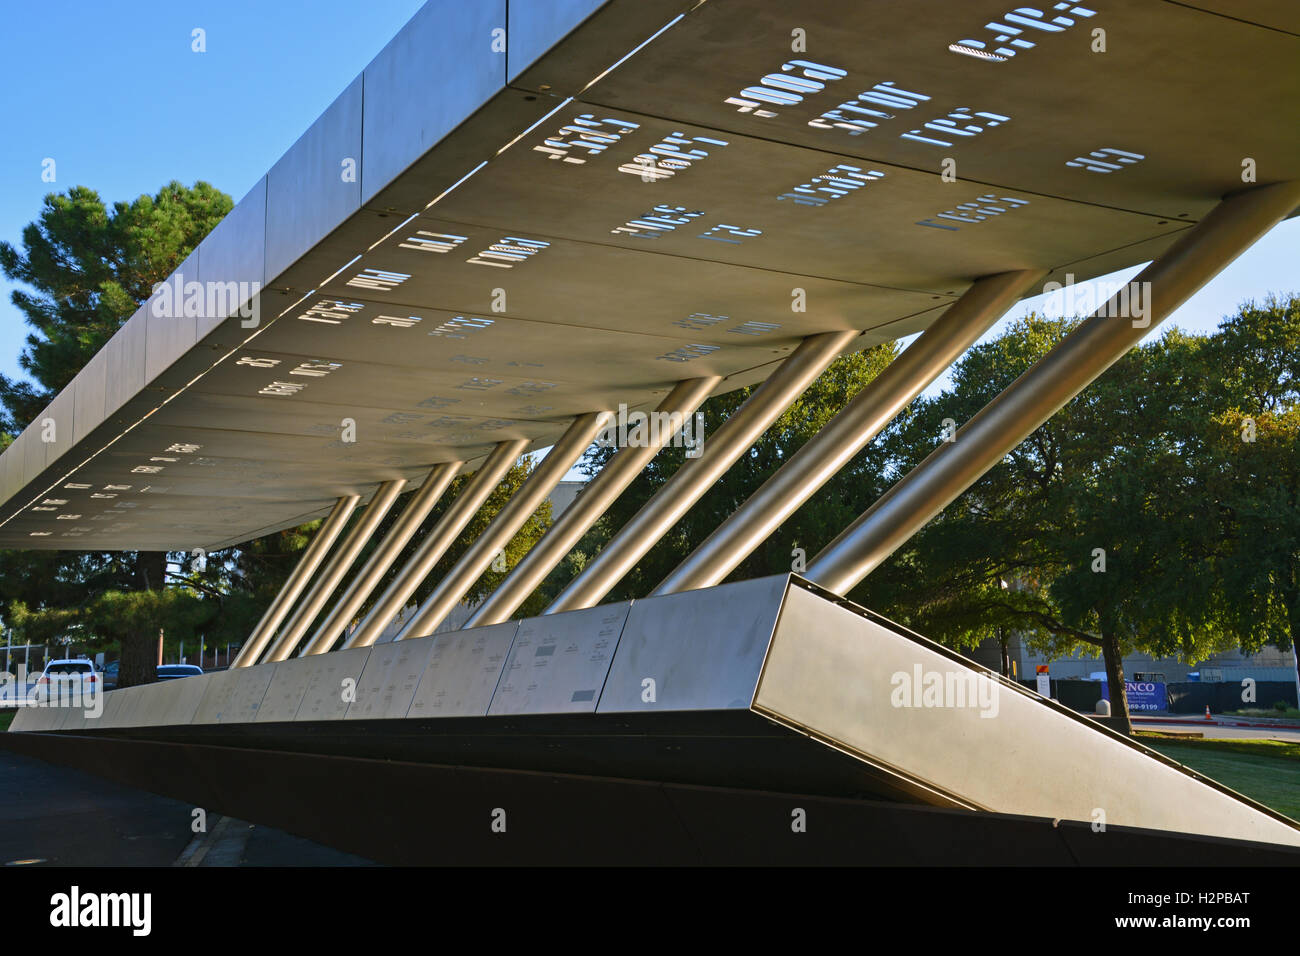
[220,663,277,723]
[39,389,76,477]
[20,421,47,491]
[509,0,690,96]
[8,704,49,733]
[754,582,1300,848]
[197,179,267,340]
[257,656,318,722]
[294,647,372,721]
[103,308,148,418]
[0,445,20,511]
[58,702,89,732]
[100,685,150,729]
[157,674,211,726]
[506,0,607,81]
[120,679,184,728]
[597,575,787,713]
[360,0,507,205]
[144,250,200,385]
[488,602,629,715]
[191,669,241,724]
[345,636,439,720]
[408,621,519,718]
[266,78,363,283]
[72,351,108,447]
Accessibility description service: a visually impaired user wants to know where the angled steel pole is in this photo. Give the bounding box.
[806,181,1300,595]
[343,440,528,649]
[466,377,720,627]
[395,411,614,640]
[545,330,859,614]
[299,461,461,656]
[258,479,407,664]
[655,269,1044,595]
[231,494,360,668]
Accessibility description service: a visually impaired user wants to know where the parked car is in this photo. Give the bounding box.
[33,658,99,702]
[102,660,120,690]
[157,664,203,680]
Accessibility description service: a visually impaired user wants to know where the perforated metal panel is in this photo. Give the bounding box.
[488,602,629,714]
[6,0,1290,549]
[192,670,241,725]
[598,575,787,712]
[408,621,520,718]
[219,664,277,723]
[294,647,373,722]
[345,637,439,720]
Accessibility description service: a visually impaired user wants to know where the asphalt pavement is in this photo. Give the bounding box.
[0,749,374,866]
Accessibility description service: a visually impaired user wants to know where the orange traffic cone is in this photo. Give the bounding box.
[1204,705,1213,721]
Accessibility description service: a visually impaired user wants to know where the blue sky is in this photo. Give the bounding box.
[1,0,1295,393]
[0,0,427,383]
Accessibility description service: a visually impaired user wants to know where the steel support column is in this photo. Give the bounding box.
[806,181,1300,595]
[299,462,461,657]
[343,440,528,650]
[545,330,859,614]
[655,270,1044,595]
[466,377,721,627]
[395,411,614,640]
[231,495,360,668]
[258,480,407,664]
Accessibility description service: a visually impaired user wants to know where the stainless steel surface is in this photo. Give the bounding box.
[265,76,363,281]
[191,670,241,724]
[344,440,528,649]
[468,376,720,626]
[6,1,1287,550]
[597,575,788,712]
[755,581,1300,847]
[256,658,321,723]
[407,622,520,718]
[359,0,506,205]
[656,269,1045,594]
[344,636,439,720]
[547,331,858,612]
[487,601,630,714]
[233,495,361,668]
[806,180,1300,594]
[293,647,373,721]
[261,480,407,663]
[219,663,277,723]
[506,0,608,82]
[397,411,613,639]
[302,463,460,656]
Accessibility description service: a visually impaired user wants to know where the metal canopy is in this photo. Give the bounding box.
[0,0,1295,550]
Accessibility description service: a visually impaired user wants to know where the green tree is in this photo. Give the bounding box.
[0,181,232,432]
[0,181,232,679]
[862,304,1299,733]
[549,344,899,605]
[1199,293,1300,697]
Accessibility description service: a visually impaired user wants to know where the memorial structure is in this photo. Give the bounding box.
[4,0,1299,863]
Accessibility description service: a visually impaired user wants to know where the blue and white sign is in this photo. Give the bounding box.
[1101,680,1167,712]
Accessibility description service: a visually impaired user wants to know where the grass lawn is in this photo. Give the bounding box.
[1137,733,1300,821]
[0,711,13,732]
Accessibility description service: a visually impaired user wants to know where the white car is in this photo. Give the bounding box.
[32,658,101,703]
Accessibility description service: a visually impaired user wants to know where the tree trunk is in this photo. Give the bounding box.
[998,628,1010,678]
[1101,627,1132,735]
[1286,571,1300,714]
[118,551,167,689]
